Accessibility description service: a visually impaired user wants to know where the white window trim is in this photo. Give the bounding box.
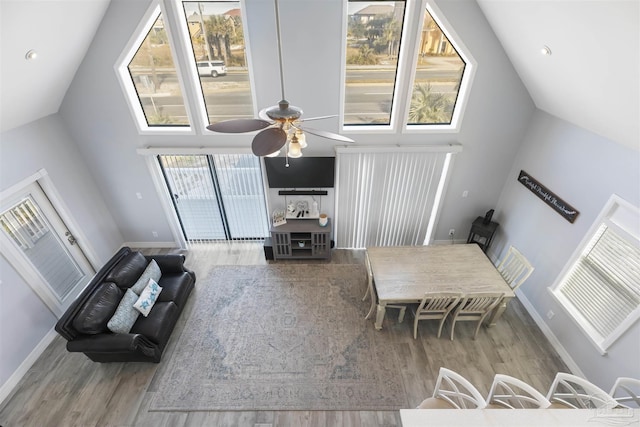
[549,194,640,355]
[114,1,196,135]
[401,0,476,134]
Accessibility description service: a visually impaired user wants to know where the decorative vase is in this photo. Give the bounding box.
[319,214,328,227]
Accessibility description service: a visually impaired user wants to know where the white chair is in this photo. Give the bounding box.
[609,377,640,408]
[486,374,551,409]
[496,246,534,292]
[411,292,463,339]
[546,372,618,409]
[417,367,487,409]
[363,251,406,323]
[449,293,504,340]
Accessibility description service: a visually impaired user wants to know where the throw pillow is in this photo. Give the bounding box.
[131,259,162,295]
[133,279,163,317]
[107,289,140,334]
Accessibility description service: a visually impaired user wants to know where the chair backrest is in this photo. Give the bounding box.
[546,372,618,409]
[609,377,640,408]
[487,374,551,409]
[496,246,534,291]
[416,292,463,319]
[454,293,504,319]
[432,367,487,409]
[364,251,378,302]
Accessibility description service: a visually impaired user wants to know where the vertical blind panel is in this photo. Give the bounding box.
[211,154,269,240]
[160,155,226,242]
[559,224,640,339]
[336,150,447,248]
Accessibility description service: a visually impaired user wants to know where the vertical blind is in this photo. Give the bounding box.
[159,154,269,243]
[335,147,456,248]
[558,224,640,342]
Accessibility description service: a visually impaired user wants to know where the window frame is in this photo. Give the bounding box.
[115,1,196,135]
[550,194,640,355]
[401,0,475,134]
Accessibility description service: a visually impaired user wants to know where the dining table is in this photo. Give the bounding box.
[366,244,515,330]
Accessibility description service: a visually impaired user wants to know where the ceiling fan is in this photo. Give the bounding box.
[205,0,354,158]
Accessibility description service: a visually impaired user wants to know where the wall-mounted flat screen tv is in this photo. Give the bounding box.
[264,157,335,188]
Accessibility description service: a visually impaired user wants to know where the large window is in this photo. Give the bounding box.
[181,2,255,125]
[342,0,472,130]
[344,1,406,126]
[551,195,640,354]
[125,8,189,127]
[407,5,465,126]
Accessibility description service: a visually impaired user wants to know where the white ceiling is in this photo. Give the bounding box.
[1,0,638,151]
[0,0,110,133]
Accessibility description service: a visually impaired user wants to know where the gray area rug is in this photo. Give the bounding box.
[150,264,409,411]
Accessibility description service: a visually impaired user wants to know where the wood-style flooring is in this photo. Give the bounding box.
[0,243,569,427]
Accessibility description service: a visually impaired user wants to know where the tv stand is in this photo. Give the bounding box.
[270,219,331,260]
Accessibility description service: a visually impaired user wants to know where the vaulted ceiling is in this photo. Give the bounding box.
[1,0,638,151]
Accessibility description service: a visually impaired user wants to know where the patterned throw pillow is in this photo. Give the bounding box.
[131,259,161,295]
[107,289,140,333]
[133,279,163,317]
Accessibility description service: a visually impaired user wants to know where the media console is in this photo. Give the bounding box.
[270,219,331,260]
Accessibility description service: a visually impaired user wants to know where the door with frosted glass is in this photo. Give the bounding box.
[0,182,95,315]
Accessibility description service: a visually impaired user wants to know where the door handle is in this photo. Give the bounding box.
[65,231,77,245]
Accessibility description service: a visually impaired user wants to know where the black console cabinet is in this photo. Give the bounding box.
[466,216,499,253]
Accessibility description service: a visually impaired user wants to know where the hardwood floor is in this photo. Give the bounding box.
[0,243,569,427]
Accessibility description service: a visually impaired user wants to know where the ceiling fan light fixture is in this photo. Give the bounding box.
[295,129,307,148]
[266,149,281,157]
[288,134,303,158]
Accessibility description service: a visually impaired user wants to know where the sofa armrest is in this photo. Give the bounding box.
[66,333,157,357]
[145,254,196,282]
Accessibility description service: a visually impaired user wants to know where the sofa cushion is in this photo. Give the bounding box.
[131,301,178,345]
[72,283,122,334]
[107,289,140,334]
[106,251,148,289]
[134,279,163,317]
[131,259,162,294]
[157,272,192,306]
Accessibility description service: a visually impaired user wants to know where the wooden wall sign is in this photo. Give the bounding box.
[518,170,579,223]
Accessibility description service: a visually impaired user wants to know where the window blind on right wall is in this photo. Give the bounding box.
[334,146,460,248]
[552,194,640,353]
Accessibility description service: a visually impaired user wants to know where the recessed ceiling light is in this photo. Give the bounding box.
[25,50,38,60]
[540,45,552,56]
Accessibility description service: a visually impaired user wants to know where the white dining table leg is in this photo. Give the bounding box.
[374,303,386,330]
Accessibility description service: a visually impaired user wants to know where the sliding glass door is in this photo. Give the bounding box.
[158,154,269,242]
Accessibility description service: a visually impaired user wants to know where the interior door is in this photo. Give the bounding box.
[0,182,95,316]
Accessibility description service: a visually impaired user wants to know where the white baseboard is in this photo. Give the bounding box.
[516,290,585,378]
[122,241,178,249]
[0,327,58,406]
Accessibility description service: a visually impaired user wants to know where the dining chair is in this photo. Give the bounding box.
[495,245,534,292]
[609,377,640,408]
[546,372,618,409]
[417,367,487,409]
[449,293,504,340]
[486,374,551,409]
[363,251,407,323]
[411,292,463,339]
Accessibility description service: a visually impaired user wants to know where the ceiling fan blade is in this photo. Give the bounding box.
[298,126,355,143]
[251,127,287,156]
[207,119,271,133]
[298,114,338,122]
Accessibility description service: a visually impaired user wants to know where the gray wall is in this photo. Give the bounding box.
[59,0,533,244]
[0,114,123,388]
[491,110,640,390]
